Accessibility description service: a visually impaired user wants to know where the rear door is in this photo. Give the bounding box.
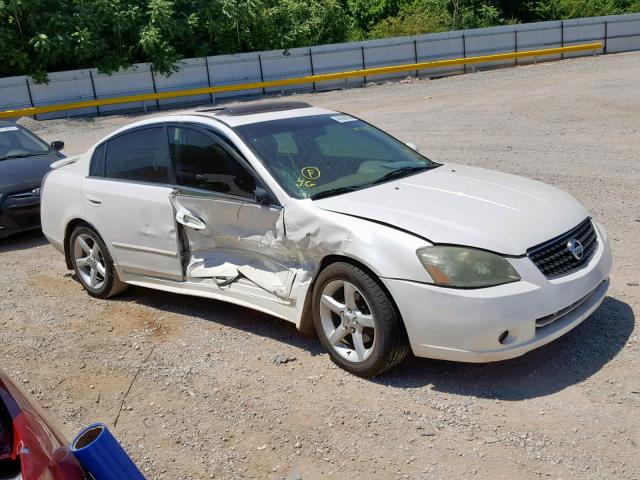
[167,125,297,300]
[82,126,183,280]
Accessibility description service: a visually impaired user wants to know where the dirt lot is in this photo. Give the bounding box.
[2,51,639,480]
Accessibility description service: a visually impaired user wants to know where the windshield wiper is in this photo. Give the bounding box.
[0,151,51,161]
[372,165,433,185]
[310,186,362,200]
[309,165,438,200]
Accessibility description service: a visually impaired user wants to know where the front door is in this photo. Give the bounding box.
[166,125,297,300]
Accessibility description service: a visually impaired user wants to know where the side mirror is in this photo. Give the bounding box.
[255,187,273,205]
[51,140,65,152]
[406,142,419,152]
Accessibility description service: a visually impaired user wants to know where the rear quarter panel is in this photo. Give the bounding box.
[41,161,87,254]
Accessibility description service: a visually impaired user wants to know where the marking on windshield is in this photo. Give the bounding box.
[330,115,357,123]
[301,167,321,180]
[296,178,316,189]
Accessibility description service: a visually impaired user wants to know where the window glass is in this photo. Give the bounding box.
[235,114,439,199]
[105,127,171,183]
[90,144,105,177]
[0,125,51,159]
[168,126,255,198]
[274,131,298,154]
[316,123,388,159]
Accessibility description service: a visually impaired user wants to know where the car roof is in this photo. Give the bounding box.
[174,101,337,127]
[92,101,338,145]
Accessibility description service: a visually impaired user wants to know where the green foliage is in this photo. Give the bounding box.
[527,0,640,20]
[0,0,638,81]
[368,0,505,38]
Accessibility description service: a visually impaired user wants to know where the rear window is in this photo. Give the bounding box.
[105,127,171,183]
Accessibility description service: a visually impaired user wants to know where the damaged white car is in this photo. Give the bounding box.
[41,101,612,376]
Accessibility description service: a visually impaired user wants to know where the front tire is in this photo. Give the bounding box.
[69,225,128,298]
[312,262,409,377]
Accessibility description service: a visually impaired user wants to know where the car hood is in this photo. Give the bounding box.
[0,153,61,194]
[314,163,589,255]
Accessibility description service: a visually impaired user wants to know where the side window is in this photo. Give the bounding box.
[90,144,105,177]
[168,126,255,198]
[105,127,171,183]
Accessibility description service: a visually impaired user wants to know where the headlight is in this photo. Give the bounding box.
[417,246,520,288]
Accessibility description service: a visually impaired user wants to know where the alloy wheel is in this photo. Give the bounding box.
[319,280,376,362]
[73,233,106,290]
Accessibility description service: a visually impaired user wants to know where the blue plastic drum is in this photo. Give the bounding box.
[70,423,145,480]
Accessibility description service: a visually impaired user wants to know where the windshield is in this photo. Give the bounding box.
[0,125,51,160]
[235,114,439,199]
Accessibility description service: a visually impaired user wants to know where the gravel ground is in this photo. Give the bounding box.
[2,51,639,480]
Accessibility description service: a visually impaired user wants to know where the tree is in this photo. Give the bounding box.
[0,0,638,81]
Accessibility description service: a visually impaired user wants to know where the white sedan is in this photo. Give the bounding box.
[41,102,612,376]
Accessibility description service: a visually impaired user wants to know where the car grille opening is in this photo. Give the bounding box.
[7,207,40,228]
[526,218,598,279]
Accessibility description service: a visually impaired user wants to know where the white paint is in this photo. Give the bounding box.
[41,108,613,364]
[315,162,589,255]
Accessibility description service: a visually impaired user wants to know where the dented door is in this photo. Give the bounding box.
[172,190,297,299]
[166,124,299,300]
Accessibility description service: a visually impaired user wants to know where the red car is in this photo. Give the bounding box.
[0,370,84,479]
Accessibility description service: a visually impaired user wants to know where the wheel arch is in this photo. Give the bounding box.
[297,254,404,335]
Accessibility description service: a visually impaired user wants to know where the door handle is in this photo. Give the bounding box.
[176,210,206,230]
[86,194,102,205]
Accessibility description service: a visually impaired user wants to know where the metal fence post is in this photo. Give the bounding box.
[204,57,215,104]
[462,33,467,73]
[604,21,608,54]
[309,48,316,92]
[561,20,564,59]
[25,77,36,120]
[88,70,100,116]
[258,54,266,95]
[361,45,367,85]
[149,65,160,110]
[514,30,518,66]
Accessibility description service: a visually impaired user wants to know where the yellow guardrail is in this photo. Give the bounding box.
[0,42,602,120]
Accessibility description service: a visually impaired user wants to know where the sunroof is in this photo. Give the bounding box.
[217,101,313,116]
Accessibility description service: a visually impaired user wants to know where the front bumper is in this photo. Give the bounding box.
[0,200,41,239]
[382,224,613,363]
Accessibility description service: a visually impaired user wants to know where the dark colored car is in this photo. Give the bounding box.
[0,121,65,239]
[0,370,84,479]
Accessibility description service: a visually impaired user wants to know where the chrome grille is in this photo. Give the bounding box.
[7,188,40,199]
[527,218,598,279]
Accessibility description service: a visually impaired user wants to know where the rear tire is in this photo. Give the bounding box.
[312,262,409,377]
[69,225,128,299]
